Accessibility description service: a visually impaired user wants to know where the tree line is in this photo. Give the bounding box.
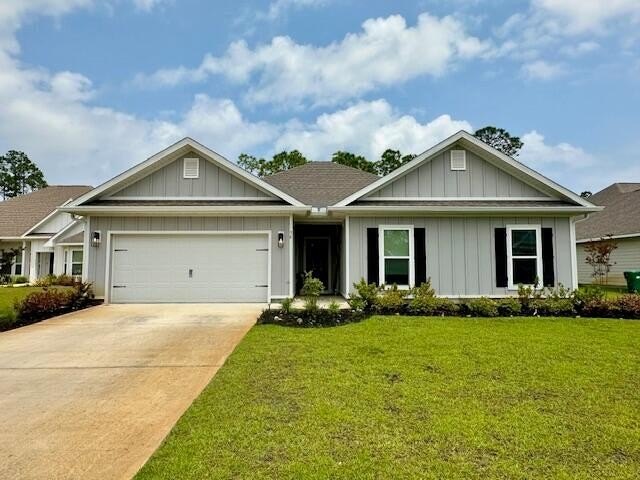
[239,126,523,177]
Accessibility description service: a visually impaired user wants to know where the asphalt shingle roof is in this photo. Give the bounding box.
[0,186,92,237]
[576,183,640,240]
[263,162,379,206]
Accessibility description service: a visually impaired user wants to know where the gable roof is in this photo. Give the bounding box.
[263,162,379,207]
[67,137,305,208]
[334,130,596,209]
[0,186,92,238]
[576,183,640,241]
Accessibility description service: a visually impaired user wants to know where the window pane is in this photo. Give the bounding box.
[513,258,537,285]
[15,251,22,263]
[72,264,83,276]
[383,230,409,256]
[512,230,537,256]
[385,259,409,285]
[15,265,22,275]
[72,250,83,262]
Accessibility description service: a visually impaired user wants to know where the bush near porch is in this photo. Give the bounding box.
[136,316,640,479]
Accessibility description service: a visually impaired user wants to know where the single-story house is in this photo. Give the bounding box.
[576,183,640,286]
[60,131,599,303]
[0,185,92,281]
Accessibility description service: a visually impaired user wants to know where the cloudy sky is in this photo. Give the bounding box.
[0,0,639,193]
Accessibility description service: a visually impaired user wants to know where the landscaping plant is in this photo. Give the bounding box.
[301,271,324,311]
[374,284,407,314]
[465,297,499,317]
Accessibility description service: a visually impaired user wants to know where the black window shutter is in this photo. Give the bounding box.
[414,228,426,286]
[542,227,555,287]
[495,228,508,288]
[367,228,379,285]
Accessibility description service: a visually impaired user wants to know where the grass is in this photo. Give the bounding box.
[579,284,628,299]
[137,316,640,480]
[0,286,44,318]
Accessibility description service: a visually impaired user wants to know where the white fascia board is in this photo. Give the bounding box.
[21,197,73,237]
[67,137,306,208]
[59,205,310,216]
[329,205,601,215]
[44,219,82,247]
[576,232,640,243]
[334,130,596,209]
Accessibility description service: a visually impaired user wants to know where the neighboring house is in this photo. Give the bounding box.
[61,132,599,303]
[576,183,640,286]
[0,186,93,282]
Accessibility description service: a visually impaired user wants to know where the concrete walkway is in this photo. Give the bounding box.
[0,303,262,480]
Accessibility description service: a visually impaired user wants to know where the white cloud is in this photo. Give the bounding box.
[560,40,600,57]
[262,0,329,21]
[131,0,170,11]
[521,60,565,80]
[273,99,471,159]
[533,0,640,34]
[520,130,594,168]
[137,12,493,106]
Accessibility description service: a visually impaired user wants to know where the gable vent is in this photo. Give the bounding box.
[183,157,200,179]
[450,150,466,171]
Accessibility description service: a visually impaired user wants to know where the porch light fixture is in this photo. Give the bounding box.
[91,231,101,247]
[277,231,285,248]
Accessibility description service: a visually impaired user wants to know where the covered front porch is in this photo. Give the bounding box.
[293,221,345,296]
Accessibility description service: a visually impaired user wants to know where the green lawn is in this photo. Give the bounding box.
[579,284,628,299]
[137,317,640,480]
[0,286,45,318]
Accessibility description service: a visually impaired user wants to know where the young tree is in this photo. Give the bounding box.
[473,126,524,157]
[0,248,20,281]
[375,149,415,176]
[0,150,48,199]
[584,236,618,285]
[237,150,308,176]
[331,151,376,174]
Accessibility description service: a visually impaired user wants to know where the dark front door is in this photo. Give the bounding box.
[304,237,330,292]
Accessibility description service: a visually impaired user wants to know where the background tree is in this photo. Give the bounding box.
[584,236,618,285]
[237,150,308,177]
[473,126,523,157]
[0,150,47,199]
[375,149,415,176]
[331,151,376,174]
[580,191,593,198]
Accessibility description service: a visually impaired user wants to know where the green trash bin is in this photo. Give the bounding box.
[623,271,640,293]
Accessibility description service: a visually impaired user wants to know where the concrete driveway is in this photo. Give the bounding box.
[0,303,262,480]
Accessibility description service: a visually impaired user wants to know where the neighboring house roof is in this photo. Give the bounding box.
[0,186,92,238]
[576,183,640,241]
[263,162,379,207]
[335,130,597,209]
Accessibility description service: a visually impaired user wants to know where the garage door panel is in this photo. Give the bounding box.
[110,234,269,303]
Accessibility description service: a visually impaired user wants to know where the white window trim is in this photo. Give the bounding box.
[183,157,200,179]
[378,225,415,289]
[506,224,543,290]
[12,250,23,276]
[70,249,83,277]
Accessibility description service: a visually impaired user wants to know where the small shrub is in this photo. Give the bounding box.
[348,296,366,312]
[351,278,379,312]
[301,271,324,312]
[411,296,459,316]
[581,298,616,318]
[33,275,56,287]
[573,285,606,313]
[327,300,341,316]
[374,284,407,314]
[53,274,76,286]
[465,297,499,317]
[14,283,94,324]
[257,307,365,327]
[280,297,293,314]
[0,309,18,331]
[532,297,575,316]
[497,297,522,316]
[12,275,28,284]
[517,283,543,313]
[615,294,640,319]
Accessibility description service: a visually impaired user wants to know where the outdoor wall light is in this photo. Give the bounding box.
[277,231,285,248]
[91,231,101,247]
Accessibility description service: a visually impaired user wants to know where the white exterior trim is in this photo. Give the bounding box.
[344,215,350,298]
[359,196,561,202]
[44,219,81,247]
[329,206,600,215]
[182,157,200,179]
[569,217,578,290]
[378,225,415,289]
[21,198,73,237]
[576,232,640,243]
[67,137,306,208]
[82,217,90,283]
[61,205,310,216]
[104,196,278,201]
[289,214,294,298]
[506,224,543,290]
[104,230,272,304]
[334,130,595,208]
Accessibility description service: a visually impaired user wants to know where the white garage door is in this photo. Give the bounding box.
[109,233,269,303]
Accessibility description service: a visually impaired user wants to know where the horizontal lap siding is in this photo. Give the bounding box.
[369,150,548,198]
[348,216,573,296]
[86,216,289,298]
[577,237,640,286]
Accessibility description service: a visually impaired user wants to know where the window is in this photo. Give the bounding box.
[379,226,414,287]
[183,157,200,178]
[13,250,22,276]
[507,225,542,289]
[450,150,466,170]
[71,250,83,276]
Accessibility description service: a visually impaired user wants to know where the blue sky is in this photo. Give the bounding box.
[0,0,639,193]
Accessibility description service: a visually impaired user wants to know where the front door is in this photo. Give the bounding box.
[304,237,330,292]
